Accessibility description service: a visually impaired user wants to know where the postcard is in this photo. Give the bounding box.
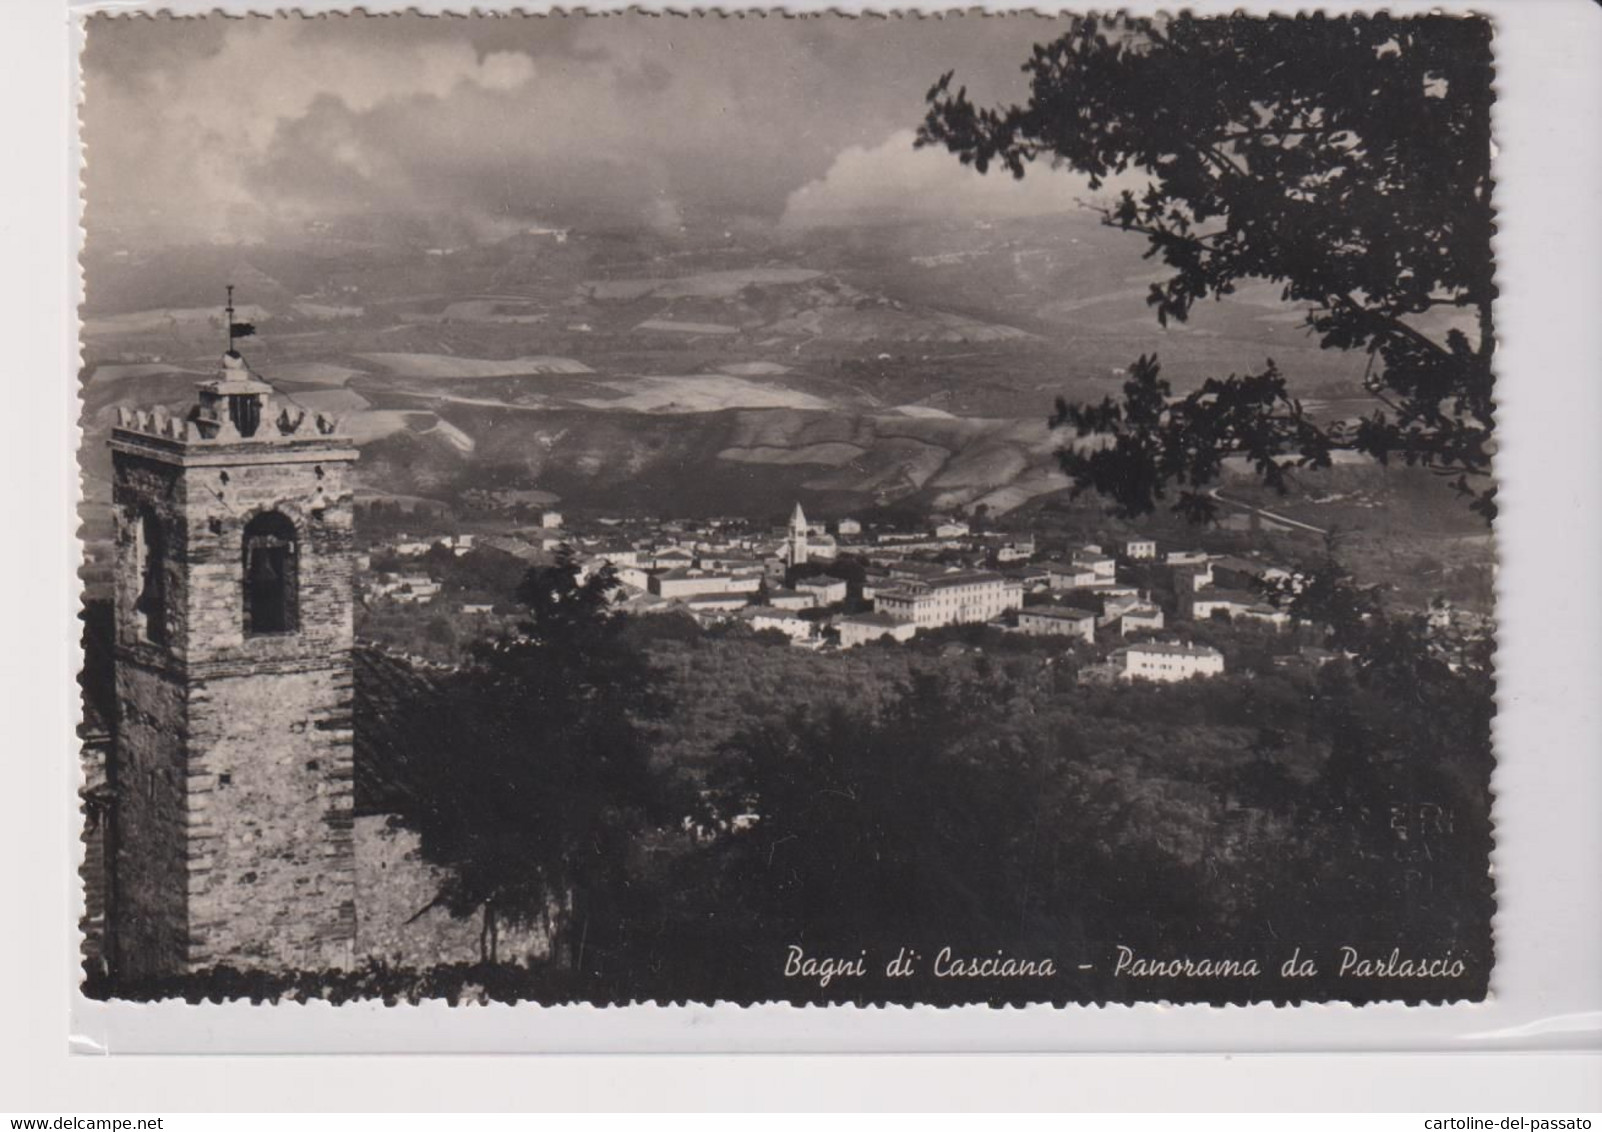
[77,9,1502,1012]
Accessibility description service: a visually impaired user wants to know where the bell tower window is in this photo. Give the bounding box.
[134,508,167,645]
[242,511,299,636]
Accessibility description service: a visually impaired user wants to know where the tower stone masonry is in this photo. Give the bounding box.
[108,350,359,979]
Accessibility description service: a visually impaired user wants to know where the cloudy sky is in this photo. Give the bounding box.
[81,14,1115,245]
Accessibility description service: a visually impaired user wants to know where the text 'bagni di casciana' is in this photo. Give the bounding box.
[780,944,1469,988]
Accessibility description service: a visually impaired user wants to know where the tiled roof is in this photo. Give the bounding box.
[741,606,807,621]
[1125,642,1222,657]
[925,571,1007,589]
[838,611,904,627]
[1020,606,1097,621]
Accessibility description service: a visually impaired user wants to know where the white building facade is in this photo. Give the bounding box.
[795,575,848,605]
[1016,607,1097,643]
[742,607,815,642]
[876,572,1023,629]
[1116,642,1225,683]
[836,612,918,648]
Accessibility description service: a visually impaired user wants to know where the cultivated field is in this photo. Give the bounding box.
[356,353,595,378]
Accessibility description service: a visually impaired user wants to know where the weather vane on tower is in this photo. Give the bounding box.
[224,283,256,355]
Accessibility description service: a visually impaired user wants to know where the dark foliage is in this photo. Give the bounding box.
[388,548,680,963]
[87,583,1493,1004]
[95,598,1491,1005]
[920,13,1497,521]
[574,610,1492,1004]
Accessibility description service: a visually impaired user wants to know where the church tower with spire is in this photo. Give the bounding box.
[107,297,359,979]
[785,501,810,569]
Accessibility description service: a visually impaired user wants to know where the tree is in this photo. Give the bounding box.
[706,666,1221,975]
[709,674,1009,950]
[398,548,672,964]
[920,13,1497,521]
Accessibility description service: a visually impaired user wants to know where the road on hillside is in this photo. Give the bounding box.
[1208,486,1330,536]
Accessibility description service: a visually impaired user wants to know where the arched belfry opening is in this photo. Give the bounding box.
[242,511,299,636]
[133,508,167,645]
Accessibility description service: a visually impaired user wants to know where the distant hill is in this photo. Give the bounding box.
[80,210,1393,523]
[352,402,1075,519]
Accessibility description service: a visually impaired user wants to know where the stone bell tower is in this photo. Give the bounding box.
[108,343,358,980]
[785,500,810,569]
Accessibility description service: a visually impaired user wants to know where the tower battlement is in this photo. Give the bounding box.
[112,352,346,447]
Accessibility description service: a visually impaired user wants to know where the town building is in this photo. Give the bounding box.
[1114,642,1226,683]
[1095,590,1150,624]
[540,510,563,529]
[612,565,652,592]
[804,532,840,561]
[650,546,696,570]
[876,571,1023,629]
[684,593,749,616]
[795,574,848,606]
[1046,561,1102,591]
[1112,604,1166,636]
[740,606,815,642]
[614,591,678,617]
[697,551,765,575]
[1172,562,1215,592]
[479,534,541,562]
[1123,538,1158,561]
[765,586,816,611]
[1185,590,1292,628]
[1071,547,1118,580]
[1001,564,1052,593]
[858,565,897,601]
[1016,606,1097,643]
[650,568,762,601]
[1210,555,1292,592]
[380,574,441,603]
[836,518,862,537]
[1232,605,1294,629]
[835,611,918,649]
[593,544,643,568]
[886,560,950,582]
[995,535,1037,564]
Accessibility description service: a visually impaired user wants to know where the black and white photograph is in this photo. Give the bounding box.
[75,10,1502,1009]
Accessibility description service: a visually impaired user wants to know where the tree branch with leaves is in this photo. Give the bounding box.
[920,12,1497,521]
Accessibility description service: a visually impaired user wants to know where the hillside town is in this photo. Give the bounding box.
[351,498,1410,684]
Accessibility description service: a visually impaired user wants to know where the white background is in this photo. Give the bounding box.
[2,0,1599,1110]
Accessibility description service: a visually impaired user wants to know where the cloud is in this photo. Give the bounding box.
[174,28,535,148]
[82,19,538,243]
[781,130,1141,230]
[80,15,1080,246]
